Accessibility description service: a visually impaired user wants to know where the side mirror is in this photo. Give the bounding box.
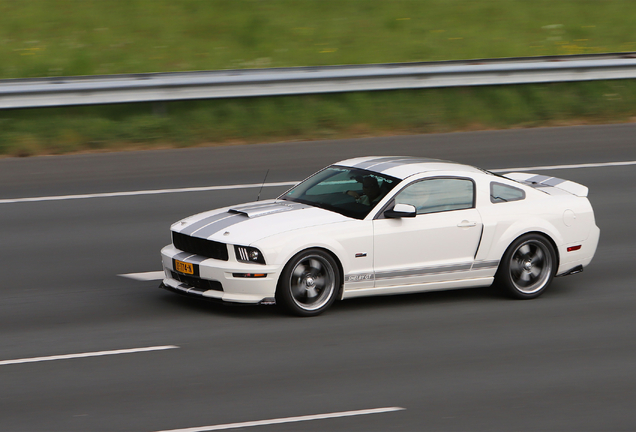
[384,203,417,218]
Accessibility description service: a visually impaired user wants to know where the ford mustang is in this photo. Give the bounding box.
[160,157,599,316]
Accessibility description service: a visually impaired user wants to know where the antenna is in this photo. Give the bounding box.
[256,169,269,201]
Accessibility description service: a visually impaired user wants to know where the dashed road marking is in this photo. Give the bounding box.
[152,407,405,432]
[0,345,179,366]
[0,181,297,204]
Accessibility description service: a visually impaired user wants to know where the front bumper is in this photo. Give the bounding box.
[160,244,281,304]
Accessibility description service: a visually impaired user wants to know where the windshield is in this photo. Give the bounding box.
[280,165,400,219]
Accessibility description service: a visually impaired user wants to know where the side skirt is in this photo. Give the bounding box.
[341,277,495,300]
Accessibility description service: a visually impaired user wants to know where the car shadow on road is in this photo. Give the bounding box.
[154,291,277,319]
[153,278,584,319]
[154,283,507,318]
[331,284,505,312]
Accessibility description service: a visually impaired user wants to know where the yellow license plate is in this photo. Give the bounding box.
[175,260,194,275]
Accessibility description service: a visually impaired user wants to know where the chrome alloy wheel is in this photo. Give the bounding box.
[288,254,336,311]
[509,239,553,294]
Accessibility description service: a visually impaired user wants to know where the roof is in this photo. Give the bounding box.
[336,156,483,180]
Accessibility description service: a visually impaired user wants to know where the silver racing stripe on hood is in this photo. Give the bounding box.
[229,201,310,218]
[190,213,247,238]
[230,201,280,211]
[180,201,311,240]
[180,212,239,236]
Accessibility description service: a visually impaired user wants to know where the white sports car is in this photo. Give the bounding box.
[160,157,599,316]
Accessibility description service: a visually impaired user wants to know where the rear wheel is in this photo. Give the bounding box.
[276,249,340,317]
[496,234,556,299]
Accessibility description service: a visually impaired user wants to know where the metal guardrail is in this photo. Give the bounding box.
[1,52,636,109]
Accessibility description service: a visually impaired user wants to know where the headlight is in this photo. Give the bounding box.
[234,245,266,265]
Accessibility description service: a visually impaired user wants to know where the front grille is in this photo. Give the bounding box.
[172,231,229,261]
[171,271,223,292]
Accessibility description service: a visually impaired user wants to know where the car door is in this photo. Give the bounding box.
[373,177,483,288]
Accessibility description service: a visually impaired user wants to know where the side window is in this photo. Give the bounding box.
[490,182,526,203]
[395,178,474,214]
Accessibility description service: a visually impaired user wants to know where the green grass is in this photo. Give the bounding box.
[1,0,636,79]
[2,80,635,157]
[2,0,636,156]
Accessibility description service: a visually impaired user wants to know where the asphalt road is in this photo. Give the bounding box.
[1,124,635,431]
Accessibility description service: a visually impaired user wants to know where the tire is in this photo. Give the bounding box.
[495,233,557,299]
[276,249,340,317]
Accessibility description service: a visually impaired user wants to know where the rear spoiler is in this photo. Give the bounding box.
[503,173,588,197]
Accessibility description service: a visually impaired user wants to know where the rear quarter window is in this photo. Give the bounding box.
[490,182,526,203]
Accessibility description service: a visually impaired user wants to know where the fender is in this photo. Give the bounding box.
[476,216,564,265]
[253,220,373,278]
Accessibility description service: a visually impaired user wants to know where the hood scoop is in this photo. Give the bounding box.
[228,201,306,218]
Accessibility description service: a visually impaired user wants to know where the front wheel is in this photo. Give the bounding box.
[496,234,557,299]
[276,249,340,317]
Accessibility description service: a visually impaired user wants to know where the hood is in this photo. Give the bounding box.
[172,200,351,245]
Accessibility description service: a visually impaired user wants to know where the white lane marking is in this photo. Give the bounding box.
[152,407,405,432]
[0,345,179,366]
[0,181,297,204]
[489,160,636,173]
[120,271,165,281]
[2,160,635,204]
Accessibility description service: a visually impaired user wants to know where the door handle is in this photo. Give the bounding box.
[457,220,477,228]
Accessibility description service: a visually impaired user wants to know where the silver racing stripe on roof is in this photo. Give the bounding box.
[351,157,412,169]
[351,157,444,172]
[191,213,247,238]
[365,158,443,173]
[180,212,237,236]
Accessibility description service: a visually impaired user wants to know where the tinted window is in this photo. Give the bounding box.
[490,182,526,203]
[281,166,399,219]
[395,178,474,214]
